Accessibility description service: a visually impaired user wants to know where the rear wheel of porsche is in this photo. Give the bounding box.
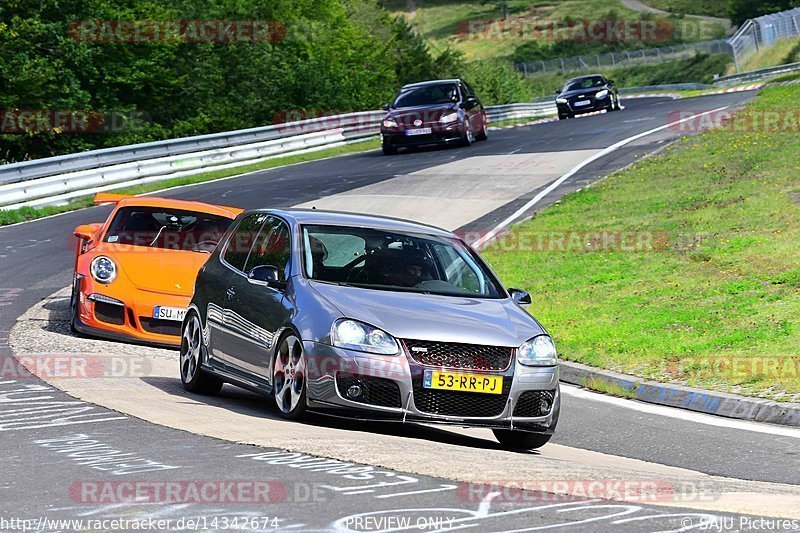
[273,333,308,420]
[180,312,223,395]
[493,429,552,450]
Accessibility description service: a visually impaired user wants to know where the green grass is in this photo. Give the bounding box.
[0,139,380,227]
[729,38,800,74]
[384,0,724,61]
[482,84,800,400]
[639,0,729,19]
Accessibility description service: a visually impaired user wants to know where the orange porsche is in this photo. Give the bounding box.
[71,193,243,347]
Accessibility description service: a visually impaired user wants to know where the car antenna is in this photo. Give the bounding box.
[311,205,317,210]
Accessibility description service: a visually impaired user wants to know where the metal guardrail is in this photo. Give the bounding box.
[713,61,800,86]
[0,103,556,210]
[729,8,800,71]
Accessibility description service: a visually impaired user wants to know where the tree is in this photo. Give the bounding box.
[481,1,510,20]
[728,0,800,27]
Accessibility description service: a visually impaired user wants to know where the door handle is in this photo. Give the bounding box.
[226,287,235,300]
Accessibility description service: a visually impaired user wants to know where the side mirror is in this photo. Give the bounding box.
[555,89,561,94]
[508,288,531,308]
[381,103,390,111]
[74,224,95,242]
[248,265,286,289]
[607,79,615,86]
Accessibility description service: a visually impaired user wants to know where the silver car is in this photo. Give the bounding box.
[180,209,560,450]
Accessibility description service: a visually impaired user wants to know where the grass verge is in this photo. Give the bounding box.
[482,84,800,401]
[0,139,380,227]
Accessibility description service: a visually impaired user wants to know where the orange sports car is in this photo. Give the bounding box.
[70,193,243,347]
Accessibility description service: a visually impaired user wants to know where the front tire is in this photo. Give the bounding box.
[460,121,474,147]
[69,278,81,334]
[273,332,308,420]
[180,312,223,395]
[382,145,398,155]
[493,429,552,450]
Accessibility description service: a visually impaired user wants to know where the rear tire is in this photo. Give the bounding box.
[493,429,552,451]
[180,312,223,395]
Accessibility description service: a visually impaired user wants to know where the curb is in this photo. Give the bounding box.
[559,360,800,427]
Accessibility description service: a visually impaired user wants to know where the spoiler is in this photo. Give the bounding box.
[93,193,135,205]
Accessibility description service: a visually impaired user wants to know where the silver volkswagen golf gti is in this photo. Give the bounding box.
[180,209,560,450]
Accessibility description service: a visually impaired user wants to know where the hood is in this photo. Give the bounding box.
[94,244,208,296]
[386,104,458,126]
[309,281,543,348]
[559,87,608,99]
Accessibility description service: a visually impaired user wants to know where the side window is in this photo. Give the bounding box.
[245,217,291,279]
[223,214,268,272]
[465,82,478,101]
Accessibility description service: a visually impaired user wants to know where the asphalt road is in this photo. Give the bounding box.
[2,92,798,530]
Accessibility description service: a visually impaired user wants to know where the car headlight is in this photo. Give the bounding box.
[439,112,458,124]
[90,256,117,284]
[382,119,398,128]
[555,97,568,104]
[517,335,558,366]
[595,90,609,99]
[332,319,399,355]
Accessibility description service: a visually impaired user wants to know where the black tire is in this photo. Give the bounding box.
[69,279,81,334]
[180,312,223,395]
[382,145,398,155]
[272,332,308,420]
[614,95,622,111]
[475,115,489,141]
[558,114,568,120]
[493,429,552,451]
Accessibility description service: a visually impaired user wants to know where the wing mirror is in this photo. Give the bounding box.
[607,79,615,86]
[74,224,96,241]
[248,265,286,290]
[381,103,390,111]
[508,288,532,308]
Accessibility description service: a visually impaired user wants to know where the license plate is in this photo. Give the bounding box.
[153,306,187,322]
[423,370,503,395]
[405,128,432,136]
[574,100,591,107]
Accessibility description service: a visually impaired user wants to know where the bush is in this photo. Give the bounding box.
[463,61,532,105]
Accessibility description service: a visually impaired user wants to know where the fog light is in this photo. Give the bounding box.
[347,384,363,399]
[540,397,552,414]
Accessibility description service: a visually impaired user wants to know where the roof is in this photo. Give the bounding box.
[114,196,243,219]
[401,79,461,89]
[566,74,605,82]
[262,208,454,238]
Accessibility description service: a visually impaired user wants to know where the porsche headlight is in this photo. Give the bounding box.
[382,119,398,128]
[332,319,399,355]
[518,335,558,367]
[556,97,568,104]
[439,112,459,124]
[90,256,117,284]
[595,89,609,99]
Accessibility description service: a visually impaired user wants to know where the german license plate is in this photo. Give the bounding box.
[153,306,187,322]
[574,100,591,107]
[405,128,432,136]
[423,370,503,395]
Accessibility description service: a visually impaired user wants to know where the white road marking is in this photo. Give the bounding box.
[472,105,730,248]
[562,384,800,438]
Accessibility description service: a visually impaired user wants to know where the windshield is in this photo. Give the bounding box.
[564,76,605,91]
[393,84,459,108]
[103,206,234,252]
[302,225,505,298]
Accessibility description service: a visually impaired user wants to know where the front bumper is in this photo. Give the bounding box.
[381,123,465,149]
[557,96,611,115]
[74,274,187,347]
[303,341,560,433]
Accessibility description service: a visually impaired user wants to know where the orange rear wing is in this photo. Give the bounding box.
[94,192,136,205]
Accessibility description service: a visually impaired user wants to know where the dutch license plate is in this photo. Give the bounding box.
[423,369,503,395]
[405,128,432,136]
[574,100,591,107]
[153,306,187,322]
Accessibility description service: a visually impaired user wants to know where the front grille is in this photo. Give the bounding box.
[412,376,511,418]
[513,390,555,417]
[94,301,125,325]
[403,339,512,371]
[139,317,181,337]
[336,374,402,408]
